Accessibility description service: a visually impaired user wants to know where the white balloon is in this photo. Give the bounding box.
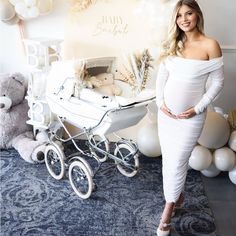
[27,6,39,18]
[137,122,161,157]
[0,0,15,21]
[213,147,236,171]
[9,0,22,6]
[15,1,40,19]
[37,0,54,15]
[198,111,230,149]
[3,13,20,24]
[25,0,37,7]
[201,163,221,178]
[135,0,175,46]
[15,2,27,15]
[228,130,236,152]
[229,166,236,185]
[189,145,212,171]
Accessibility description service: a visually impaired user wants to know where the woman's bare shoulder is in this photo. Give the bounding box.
[203,37,222,59]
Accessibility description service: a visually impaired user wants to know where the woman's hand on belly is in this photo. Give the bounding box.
[160,103,177,119]
[177,107,196,119]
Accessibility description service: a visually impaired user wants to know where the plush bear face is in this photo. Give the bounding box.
[95,73,114,85]
[89,73,114,88]
[0,73,26,111]
[89,73,122,96]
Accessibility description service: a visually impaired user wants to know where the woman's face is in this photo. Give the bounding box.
[176,5,198,32]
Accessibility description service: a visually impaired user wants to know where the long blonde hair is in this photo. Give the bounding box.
[159,0,204,62]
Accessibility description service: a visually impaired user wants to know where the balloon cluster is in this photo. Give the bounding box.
[189,109,236,185]
[0,0,54,24]
[134,0,178,46]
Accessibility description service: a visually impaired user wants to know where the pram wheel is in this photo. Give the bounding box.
[69,156,94,177]
[114,143,139,177]
[89,134,109,162]
[45,143,65,180]
[69,160,93,199]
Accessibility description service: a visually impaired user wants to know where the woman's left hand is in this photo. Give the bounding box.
[177,107,196,119]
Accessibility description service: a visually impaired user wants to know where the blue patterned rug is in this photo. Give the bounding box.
[1,143,218,236]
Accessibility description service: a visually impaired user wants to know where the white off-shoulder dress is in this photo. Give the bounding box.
[156,56,224,203]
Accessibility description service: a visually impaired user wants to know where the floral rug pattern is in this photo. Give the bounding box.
[0,145,218,236]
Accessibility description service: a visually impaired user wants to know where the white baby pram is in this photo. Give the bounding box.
[44,57,155,199]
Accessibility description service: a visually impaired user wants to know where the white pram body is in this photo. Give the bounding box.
[46,57,155,135]
[47,92,149,135]
[43,57,155,199]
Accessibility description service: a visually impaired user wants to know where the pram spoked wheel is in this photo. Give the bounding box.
[89,134,109,162]
[45,142,65,180]
[114,143,139,177]
[69,159,93,199]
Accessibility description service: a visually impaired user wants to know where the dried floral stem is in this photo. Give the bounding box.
[70,0,93,12]
[129,49,154,92]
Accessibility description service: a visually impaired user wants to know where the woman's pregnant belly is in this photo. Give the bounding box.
[164,79,204,115]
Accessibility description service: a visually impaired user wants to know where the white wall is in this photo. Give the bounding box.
[1,0,235,112]
[198,0,236,113]
[215,49,236,112]
[199,0,236,46]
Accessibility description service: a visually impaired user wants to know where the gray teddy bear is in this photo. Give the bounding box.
[0,73,47,163]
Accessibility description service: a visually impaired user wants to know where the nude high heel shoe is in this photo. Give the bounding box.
[157,221,171,236]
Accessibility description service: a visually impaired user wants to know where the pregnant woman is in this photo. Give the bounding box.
[156,1,224,235]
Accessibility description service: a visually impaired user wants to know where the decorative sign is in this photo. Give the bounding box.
[92,15,129,37]
[63,0,154,59]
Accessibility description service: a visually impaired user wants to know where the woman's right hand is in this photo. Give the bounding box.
[160,103,177,119]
